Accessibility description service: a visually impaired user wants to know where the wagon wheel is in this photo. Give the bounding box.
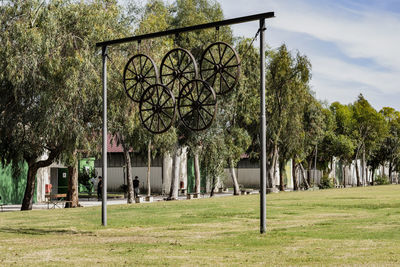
[123,54,158,102]
[160,48,198,99]
[139,84,176,134]
[200,42,240,95]
[178,79,217,131]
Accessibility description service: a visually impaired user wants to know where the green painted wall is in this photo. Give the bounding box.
[0,162,30,205]
[79,157,95,173]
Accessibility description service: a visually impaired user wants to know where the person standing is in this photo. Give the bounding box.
[133,176,140,198]
[97,176,103,201]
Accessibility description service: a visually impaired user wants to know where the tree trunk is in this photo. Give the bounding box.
[354,145,361,186]
[307,163,311,187]
[279,159,285,191]
[267,144,278,189]
[21,148,63,210]
[21,163,38,211]
[355,159,360,187]
[299,163,310,189]
[362,146,366,186]
[371,168,375,186]
[194,150,201,194]
[169,147,180,200]
[293,159,298,191]
[389,161,393,184]
[121,136,134,203]
[210,176,216,197]
[66,159,79,208]
[342,163,346,187]
[147,140,152,197]
[229,158,240,195]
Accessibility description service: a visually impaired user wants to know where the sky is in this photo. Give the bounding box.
[216,0,400,111]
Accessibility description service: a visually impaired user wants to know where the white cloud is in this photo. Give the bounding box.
[217,0,400,110]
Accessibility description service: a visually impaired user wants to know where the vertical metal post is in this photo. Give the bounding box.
[259,19,267,234]
[102,46,108,226]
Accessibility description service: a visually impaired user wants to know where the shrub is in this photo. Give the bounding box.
[375,175,389,185]
[319,174,334,189]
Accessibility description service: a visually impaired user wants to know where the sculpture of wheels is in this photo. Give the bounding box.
[123,54,159,102]
[139,84,176,134]
[200,42,240,95]
[160,48,198,99]
[178,79,217,131]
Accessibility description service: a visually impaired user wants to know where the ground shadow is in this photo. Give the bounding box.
[0,227,95,236]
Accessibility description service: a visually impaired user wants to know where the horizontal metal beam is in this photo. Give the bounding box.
[96,12,274,47]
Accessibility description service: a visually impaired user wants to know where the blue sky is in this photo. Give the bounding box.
[216,0,400,110]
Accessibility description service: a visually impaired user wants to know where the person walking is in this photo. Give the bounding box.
[133,176,140,198]
[97,176,103,201]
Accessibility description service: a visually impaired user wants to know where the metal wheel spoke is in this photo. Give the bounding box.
[201,106,213,117]
[143,65,153,77]
[127,67,136,75]
[143,79,152,86]
[160,95,171,108]
[183,109,194,119]
[220,45,228,62]
[161,109,173,120]
[143,112,155,124]
[217,43,222,63]
[199,111,207,127]
[225,64,240,68]
[141,58,149,74]
[168,55,175,69]
[221,73,230,88]
[183,70,196,75]
[223,54,236,66]
[203,57,215,66]
[205,72,217,83]
[202,103,215,106]
[164,64,174,71]
[159,113,167,128]
[200,92,212,103]
[208,49,217,64]
[224,70,236,80]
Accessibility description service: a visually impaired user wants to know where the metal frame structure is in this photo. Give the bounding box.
[96,11,275,233]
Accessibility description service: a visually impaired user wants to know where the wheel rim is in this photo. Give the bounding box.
[200,42,240,95]
[123,54,159,102]
[139,84,176,134]
[178,79,217,131]
[160,48,198,99]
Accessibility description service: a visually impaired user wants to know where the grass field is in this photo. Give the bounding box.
[1,185,400,266]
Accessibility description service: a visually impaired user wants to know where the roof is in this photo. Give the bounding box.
[106,134,134,153]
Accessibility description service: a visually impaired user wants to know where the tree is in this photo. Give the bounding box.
[378,107,400,183]
[352,95,387,186]
[0,0,128,210]
[265,45,312,190]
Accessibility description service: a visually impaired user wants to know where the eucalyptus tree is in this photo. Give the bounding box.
[351,95,387,186]
[265,45,312,189]
[0,0,128,210]
[329,102,356,186]
[167,0,232,198]
[301,96,326,187]
[378,107,400,183]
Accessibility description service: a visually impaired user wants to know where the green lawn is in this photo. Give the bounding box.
[1,185,400,266]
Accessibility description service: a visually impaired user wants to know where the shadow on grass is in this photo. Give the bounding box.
[0,227,95,236]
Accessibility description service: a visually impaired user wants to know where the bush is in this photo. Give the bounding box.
[78,168,96,192]
[119,184,129,193]
[375,175,389,185]
[319,174,334,189]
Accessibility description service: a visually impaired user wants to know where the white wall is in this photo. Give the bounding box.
[95,166,163,193]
